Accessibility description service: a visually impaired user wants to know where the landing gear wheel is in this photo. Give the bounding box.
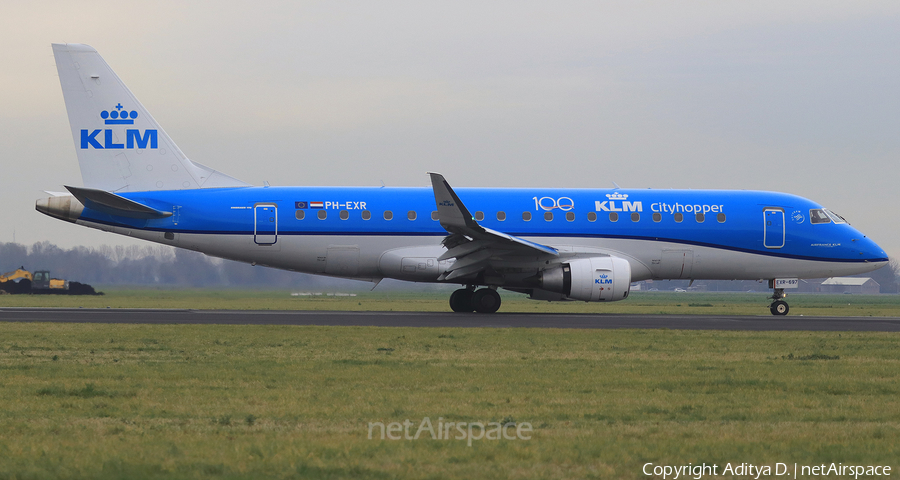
[471,288,501,313]
[770,300,789,316]
[449,289,474,312]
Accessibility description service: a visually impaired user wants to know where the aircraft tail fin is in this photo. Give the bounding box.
[51,43,248,192]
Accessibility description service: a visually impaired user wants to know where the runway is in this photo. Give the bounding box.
[1,308,900,331]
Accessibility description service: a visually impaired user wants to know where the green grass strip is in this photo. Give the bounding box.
[0,323,896,479]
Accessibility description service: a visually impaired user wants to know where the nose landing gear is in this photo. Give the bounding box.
[769,288,789,316]
[449,285,501,313]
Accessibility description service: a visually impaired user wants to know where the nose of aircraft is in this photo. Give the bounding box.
[854,235,889,266]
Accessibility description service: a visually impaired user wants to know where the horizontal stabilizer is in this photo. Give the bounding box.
[43,191,71,197]
[65,185,172,219]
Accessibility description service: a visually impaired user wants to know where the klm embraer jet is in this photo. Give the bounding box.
[37,44,888,315]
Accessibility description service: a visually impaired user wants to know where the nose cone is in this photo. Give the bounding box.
[35,195,84,223]
[856,236,890,268]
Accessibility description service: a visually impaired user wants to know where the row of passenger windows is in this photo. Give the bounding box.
[295,209,727,223]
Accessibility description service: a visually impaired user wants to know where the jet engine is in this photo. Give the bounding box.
[534,256,632,302]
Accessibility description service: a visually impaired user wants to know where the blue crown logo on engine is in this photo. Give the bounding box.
[100,103,138,125]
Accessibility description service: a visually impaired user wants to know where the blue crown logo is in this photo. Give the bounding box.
[100,103,138,125]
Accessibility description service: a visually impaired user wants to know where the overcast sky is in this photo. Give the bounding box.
[2,1,899,258]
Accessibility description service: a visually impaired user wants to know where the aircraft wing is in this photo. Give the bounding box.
[428,173,558,281]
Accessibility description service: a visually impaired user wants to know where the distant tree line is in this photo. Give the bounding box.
[1,241,897,292]
[0,242,363,290]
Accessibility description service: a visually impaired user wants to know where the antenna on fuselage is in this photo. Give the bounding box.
[612,181,621,189]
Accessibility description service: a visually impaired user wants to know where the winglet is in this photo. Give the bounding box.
[65,185,173,219]
[428,172,481,233]
[428,173,558,258]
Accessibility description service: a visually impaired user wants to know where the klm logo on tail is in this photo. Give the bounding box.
[80,104,157,149]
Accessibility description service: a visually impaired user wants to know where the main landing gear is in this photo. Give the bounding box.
[769,288,789,316]
[449,286,501,313]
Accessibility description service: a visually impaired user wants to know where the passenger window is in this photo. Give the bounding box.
[339,210,349,220]
[295,210,305,220]
[587,212,597,222]
[384,210,393,220]
[407,211,416,220]
[652,212,661,222]
[609,212,618,222]
[674,212,683,223]
[475,211,484,221]
[497,211,506,221]
[523,212,532,221]
[631,212,640,222]
[717,213,725,223]
[566,212,575,222]
[317,210,327,220]
[810,209,831,224]
[544,212,553,221]
[431,211,438,220]
[361,210,371,220]
[695,212,704,223]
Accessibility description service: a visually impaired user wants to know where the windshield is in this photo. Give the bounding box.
[824,209,847,224]
[809,209,831,224]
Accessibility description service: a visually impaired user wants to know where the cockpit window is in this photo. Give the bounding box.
[810,209,831,224]
[824,209,847,224]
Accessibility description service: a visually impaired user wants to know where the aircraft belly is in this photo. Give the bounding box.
[165,233,446,278]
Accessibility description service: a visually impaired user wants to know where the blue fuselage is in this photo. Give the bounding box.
[83,186,885,267]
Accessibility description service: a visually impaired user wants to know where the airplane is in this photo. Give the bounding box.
[37,43,889,315]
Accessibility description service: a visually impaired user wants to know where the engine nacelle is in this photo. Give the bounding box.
[537,256,632,302]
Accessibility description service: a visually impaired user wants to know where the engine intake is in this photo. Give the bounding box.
[536,256,631,302]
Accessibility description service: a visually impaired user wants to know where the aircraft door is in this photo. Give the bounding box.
[763,208,784,249]
[254,204,277,245]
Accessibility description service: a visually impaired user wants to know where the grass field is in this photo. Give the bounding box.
[1,291,898,478]
[2,289,900,316]
[0,322,897,479]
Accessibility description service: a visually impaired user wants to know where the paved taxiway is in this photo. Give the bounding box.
[1,308,899,331]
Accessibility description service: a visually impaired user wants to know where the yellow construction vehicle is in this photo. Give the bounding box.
[31,270,69,291]
[0,267,69,293]
[0,267,33,283]
[0,267,34,294]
